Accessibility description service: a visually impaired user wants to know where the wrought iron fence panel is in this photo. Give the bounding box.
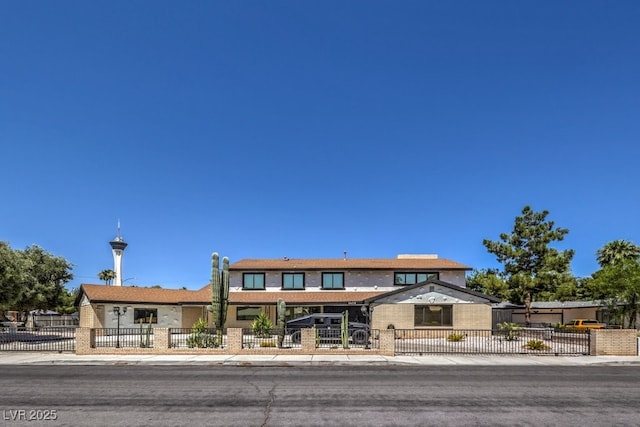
[0,326,76,352]
[93,328,154,348]
[169,328,225,348]
[242,328,299,349]
[313,327,376,349]
[393,328,589,355]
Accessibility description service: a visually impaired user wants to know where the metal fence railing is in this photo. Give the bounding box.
[33,316,79,327]
[393,328,590,355]
[169,328,225,348]
[93,328,154,348]
[240,328,380,350]
[0,326,76,351]
[313,328,379,349]
[242,328,298,349]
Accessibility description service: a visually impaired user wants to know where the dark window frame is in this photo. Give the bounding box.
[414,305,453,327]
[321,272,344,289]
[394,272,439,286]
[282,272,305,290]
[236,306,262,321]
[133,308,158,324]
[243,273,266,290]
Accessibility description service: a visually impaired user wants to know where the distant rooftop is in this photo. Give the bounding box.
[396,254,438,259]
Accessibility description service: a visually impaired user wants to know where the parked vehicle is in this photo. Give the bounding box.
[562,319,606,331]
[286,313,370,345]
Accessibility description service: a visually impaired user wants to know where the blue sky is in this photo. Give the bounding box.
[2,1,639,290]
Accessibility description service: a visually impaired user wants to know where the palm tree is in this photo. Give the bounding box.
[98,269,116,285]
[596,240,640,268]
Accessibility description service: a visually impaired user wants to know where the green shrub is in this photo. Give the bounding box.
[252,312,273,338]
[259,340,276,347]
[186,317,218,348]
[523,339,551,351]
[447,333,465,342]
[498,322,523,341]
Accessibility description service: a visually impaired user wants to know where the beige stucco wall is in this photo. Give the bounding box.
[79,303,104,328]
[371,303,492,330]
[453,304,492,329]
[181,307,207,329]
[224,305,276,329]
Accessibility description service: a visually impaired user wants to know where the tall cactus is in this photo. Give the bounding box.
[210,252,221,329]
[341,310,349,349]
[210,253,230,346]
[220,256,230,339]
[276,298,286,348]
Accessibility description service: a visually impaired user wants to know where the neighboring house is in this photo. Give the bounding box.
[75,285,211,330]
[492,301,611,328]
[77,254,500,330]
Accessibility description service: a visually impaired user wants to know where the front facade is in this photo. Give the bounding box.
[225,254,473,329]
[77,254,499,330]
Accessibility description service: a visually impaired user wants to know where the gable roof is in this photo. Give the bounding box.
[76,284,387,306]
[76,284,211,306]
[230,258,471,271]
[363,279,501,304]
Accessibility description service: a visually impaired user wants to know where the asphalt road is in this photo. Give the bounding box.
[0,364,638,426]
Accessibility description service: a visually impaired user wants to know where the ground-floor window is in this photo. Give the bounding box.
[134,308,158,324]
[414,305,452,327]
[236,306,262,321]
[285,306,321,321]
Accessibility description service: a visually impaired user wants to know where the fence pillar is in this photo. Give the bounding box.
[589,329,638,356]
[227,328,243,353]
[378,329,395,356]
[301,328,316,352]
[75,327,93,355]
[154,328,169,351]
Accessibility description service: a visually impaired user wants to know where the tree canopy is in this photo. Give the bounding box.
[587,240,640,328]
[465,269,510,301]
[596,240,640,268]
[98,269,116,285]
[482,206,575,325]
[0,242,74,317]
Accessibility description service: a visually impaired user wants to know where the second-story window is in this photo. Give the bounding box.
[394,272,439,286]
[282,273,304,290]
[322,272,344,289]
[243,273,265,290]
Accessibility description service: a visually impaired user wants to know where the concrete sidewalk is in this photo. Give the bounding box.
[1,352,639,366]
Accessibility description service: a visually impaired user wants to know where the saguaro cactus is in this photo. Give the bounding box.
[341,310,349,349]
[210,253,221,330]
[276,298,286,347]
[220,256,230,333]
[210,253,230,346]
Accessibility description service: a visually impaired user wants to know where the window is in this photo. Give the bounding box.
[134,308,158,324]
[394,272,439,286]
[282,273,305,290]
[243,273,265,290]
[236,307,262,321]
[322,272,344,289]
[414,305,452,327]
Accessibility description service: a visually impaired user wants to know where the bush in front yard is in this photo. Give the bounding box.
[523,339,551,351]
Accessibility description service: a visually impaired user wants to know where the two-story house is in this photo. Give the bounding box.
[77,254,498,331]
[226,254,498,330]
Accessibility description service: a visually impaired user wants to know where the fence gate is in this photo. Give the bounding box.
[393,329,590,355]
[0,327,76,352]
